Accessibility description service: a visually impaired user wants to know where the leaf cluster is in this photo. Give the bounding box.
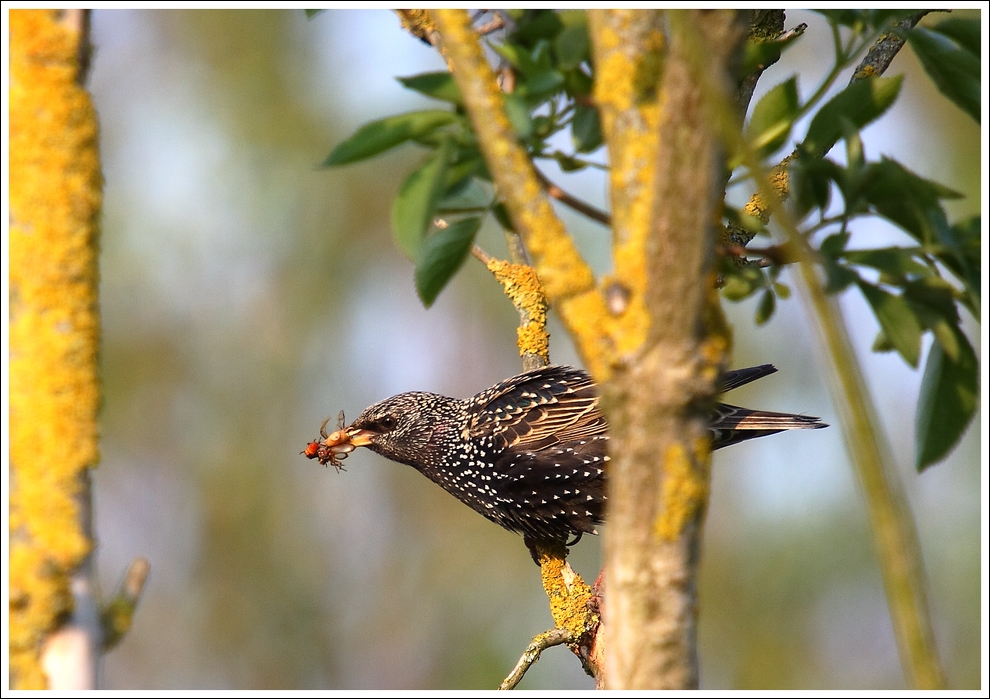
[322,10,600,307]
[728,11,980,470]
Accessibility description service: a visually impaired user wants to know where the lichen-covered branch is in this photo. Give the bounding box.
[851,12,928,80]
[735,11,786,114]
[588,10,665,361]
[9,9,103,688]
[490,265,550,372]
[477,252,551,372]
[600,9,743,690]
[430,9,614,379]
[532,542,604,686]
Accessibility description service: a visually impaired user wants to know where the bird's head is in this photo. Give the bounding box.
[306,391,464,470]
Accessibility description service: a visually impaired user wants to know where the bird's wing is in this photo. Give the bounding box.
[467,365,608,453]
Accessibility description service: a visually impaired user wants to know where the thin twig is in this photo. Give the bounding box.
[534,168,612,226]
[101,558,151,651]
[716,242,794,266]
[471,244,492,265]
[499,628,573,690]
[476,13,506,36]
[777,22,808,43]
[852,12,928,79]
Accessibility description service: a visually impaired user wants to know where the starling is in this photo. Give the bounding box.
[303,364,826,547]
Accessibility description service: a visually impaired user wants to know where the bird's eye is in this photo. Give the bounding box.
[377,415,397,431]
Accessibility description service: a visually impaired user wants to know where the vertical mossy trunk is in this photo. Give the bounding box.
[599,10,744,689]
[9,9,103,689]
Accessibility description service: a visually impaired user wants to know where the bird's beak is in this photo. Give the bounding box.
[338,427,375,448]
[319,426,375,454]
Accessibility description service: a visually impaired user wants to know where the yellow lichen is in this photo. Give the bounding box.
[745,153,795,223]
[538,546,598,639]
[9,9,102,688]
[654,437,711,541]
[589,10,666,362]
[486,259,550,363]
[854,63,879,80]
[394,9,436,43]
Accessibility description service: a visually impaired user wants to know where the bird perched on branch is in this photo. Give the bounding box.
[303,364,825,552]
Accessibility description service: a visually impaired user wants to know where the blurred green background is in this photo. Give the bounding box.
[87,10,982,689]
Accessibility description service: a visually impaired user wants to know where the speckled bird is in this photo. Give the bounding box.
[303,364,826,548]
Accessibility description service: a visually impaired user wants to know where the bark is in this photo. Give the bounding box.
[601,10,745,689]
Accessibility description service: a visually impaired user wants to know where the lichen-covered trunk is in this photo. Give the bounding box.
[9,9,103,689]
[600,10,745,689]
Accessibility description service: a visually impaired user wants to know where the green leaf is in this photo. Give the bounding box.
[508,10,564,45]
[555,19,590,71]
[871,329,896,353]
[843,247,929,277]
[819,231,850,258]
[397,72,462,105]
[415,217,483,307]
[802,76,903,156]
[438,177,490,212]
[815,9,867,28]
[861,157,961,245]
[563,66,593,97]
[516,69,566,98]
[491,41,537,73]
[755,289,776,325]
[441,154,484,195]
[572,104,603,153]
[391,140,453,260]
[720,264,766,301]
[823,259,859,293]
[901,275,962,361]
[790,152,842,218]
[553,152,587,172]
[907,23,980,122]
[857,281,923,366]
[503,93,534,139]
[868,10,920,27]
[741,38,781,78]
[304,9,325,19]
[747,77,801,156]
[936,215,981,313]
[931,17,981,56]
[323,111,458,166]
[492,202,515,232]
[915,330,978,471]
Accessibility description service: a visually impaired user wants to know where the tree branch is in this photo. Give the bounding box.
[499,628,573,690]
[534,167,612,226]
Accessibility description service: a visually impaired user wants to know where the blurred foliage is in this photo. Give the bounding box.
[85,9,981,689]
